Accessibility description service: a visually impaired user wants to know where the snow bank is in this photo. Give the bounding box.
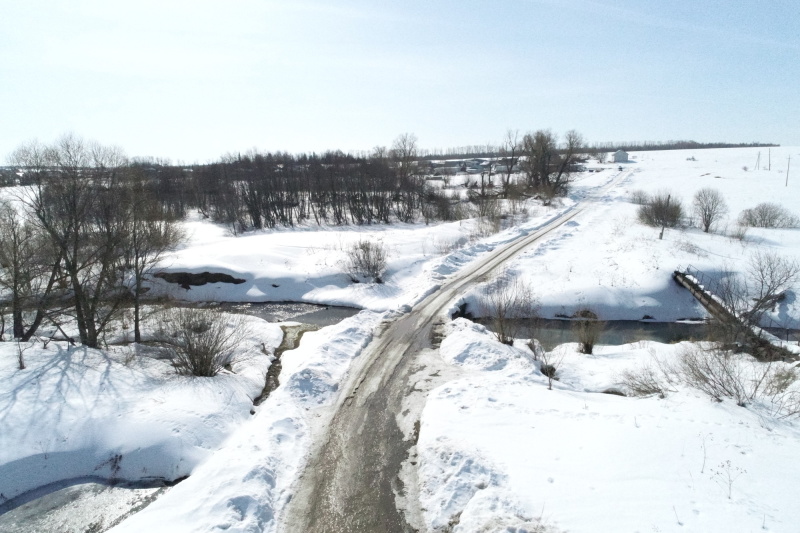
[418,323,800,532]
[439,318,536,373]
[109,310,384,533]
[0,314,282,504]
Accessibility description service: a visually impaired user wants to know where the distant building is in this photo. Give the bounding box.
[613,149,629,163]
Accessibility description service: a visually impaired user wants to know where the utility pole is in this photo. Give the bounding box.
[768,148,771,171]
[787,156,791,187]
[755,152,761,170]
[659,194,671,240]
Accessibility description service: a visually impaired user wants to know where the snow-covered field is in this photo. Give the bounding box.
[2,146,800,532]
[153,147,800,328]
[417,319,800,532]
[458,148,800,328]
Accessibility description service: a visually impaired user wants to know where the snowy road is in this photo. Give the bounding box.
[282,174,626,532]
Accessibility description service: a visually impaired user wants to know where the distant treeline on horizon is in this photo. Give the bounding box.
[589,140,779,153]
[419,140,779,161]
[1,140,779,171]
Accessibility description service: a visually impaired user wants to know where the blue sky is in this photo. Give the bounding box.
[1,0,798,162]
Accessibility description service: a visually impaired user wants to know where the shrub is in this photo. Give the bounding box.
[629,190,650,205]
[638,191,684,234]
[677,346,799,414]
[678,346,749,405]
[620,362,673,398]
[480,273,539,345]
[540,364,557,379]
[737,202,800,228]
[572,308,604,354]
[346,239,388,283]
[530,339,562,391]
[728,223,748,241]
[621,346,800,417]
[156,307,249,377]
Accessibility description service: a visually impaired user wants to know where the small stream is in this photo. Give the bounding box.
[218,302,360,326]
[0,478,171,533]
[477,318,710,351]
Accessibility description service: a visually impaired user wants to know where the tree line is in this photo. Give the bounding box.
[588,140,777,152]
[146,129,586,233]
[0,129,585,348]
[1,134,182,348]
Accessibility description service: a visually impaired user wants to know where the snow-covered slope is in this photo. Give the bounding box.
[0,314,282,502]
[418,319,800,533]
[3,146,800,532]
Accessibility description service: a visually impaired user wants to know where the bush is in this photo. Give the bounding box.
[737,202,800,228]
[540,363,557,379]
[619,351,678,398]
[621,346,800,417]
[728,223,748,241]
[678,346,799,413]
[529,339,562,391]
[572,308,604,354]
[637,191,684,232]
[480,273,539,345]
[629,190,650,205]
[620,364,669,397]
[156,307,249,377]
[678,346,749,405]
[346,239,388,283]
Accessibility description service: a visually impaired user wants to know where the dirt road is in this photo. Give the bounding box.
[283,177,621,532]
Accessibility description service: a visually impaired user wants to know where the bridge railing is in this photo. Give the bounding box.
[676,265,799,344]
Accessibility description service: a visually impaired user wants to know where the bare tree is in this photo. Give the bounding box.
[520,129,583,197]
[390,133,419,182]
[521,129,555,192]
[480,273,539,345]
[714,251,800,344]
[0,201,63,340]
[13,134,131,348]
[743,251,800,326]
[498,129,521,197]
[122,169,185,343]
[693,188,728,233]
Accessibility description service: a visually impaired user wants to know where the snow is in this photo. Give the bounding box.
[418,320,800,532]
[3,146,800,531]
[0,314,282,502]
[107,310,383,533]
[151,199,578,312]
[459,147,800,327]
